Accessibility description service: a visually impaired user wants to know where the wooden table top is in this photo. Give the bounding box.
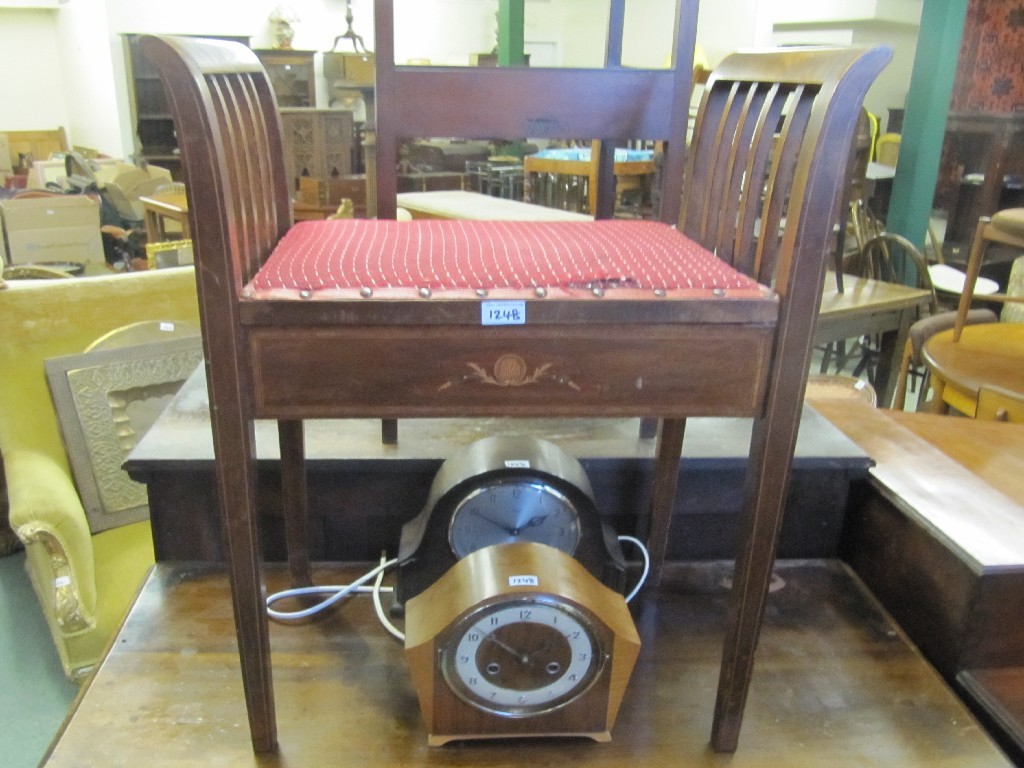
[138,192,188,216]
[523,154,655,177]
[818,271,932,318]
[811,399,1024,567]
[923,323,1024,414]
[397,190,593,221]
[43,560,1011,767]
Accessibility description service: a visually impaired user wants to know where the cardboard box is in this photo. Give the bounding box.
[0,195,103,267]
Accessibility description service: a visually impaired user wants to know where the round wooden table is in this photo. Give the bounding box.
[922,322,1024,416]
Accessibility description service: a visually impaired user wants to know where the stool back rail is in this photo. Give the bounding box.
[141,26,889,757]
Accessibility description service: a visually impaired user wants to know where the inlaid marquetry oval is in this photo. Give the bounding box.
[439,354,580,392]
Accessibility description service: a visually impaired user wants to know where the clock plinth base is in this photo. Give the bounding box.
[405,542,640,745]
[427,729,611,747]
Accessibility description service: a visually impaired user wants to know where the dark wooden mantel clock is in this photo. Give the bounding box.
[394,434,626,609]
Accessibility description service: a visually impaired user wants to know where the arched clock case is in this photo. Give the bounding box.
[393,435,626,609]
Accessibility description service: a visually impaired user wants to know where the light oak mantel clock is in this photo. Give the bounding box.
[404,541,641,745]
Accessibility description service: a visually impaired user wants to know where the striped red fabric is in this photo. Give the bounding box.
[246,219,764,300]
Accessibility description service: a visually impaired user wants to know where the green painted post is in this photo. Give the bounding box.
[497,0,526,67]
[885,0,969,254]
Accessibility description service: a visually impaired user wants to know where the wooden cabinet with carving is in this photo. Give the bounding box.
[280,109,355,195]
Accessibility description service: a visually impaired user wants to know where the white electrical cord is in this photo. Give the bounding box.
[267,536,650,635]
[371,555,406,641]
[617,535,650,603]
[266,556,398,622]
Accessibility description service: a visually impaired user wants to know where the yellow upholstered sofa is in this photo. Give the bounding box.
[0,267,199,678]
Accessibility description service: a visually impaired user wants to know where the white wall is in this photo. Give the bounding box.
[2,0,920,162]
[54,0,120,154]
[0,9,67,131]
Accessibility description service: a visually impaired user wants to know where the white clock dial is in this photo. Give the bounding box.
[442,597,603,717]
[447,479,581,559]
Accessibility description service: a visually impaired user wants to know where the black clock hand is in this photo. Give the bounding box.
[470,509,516,535]
[504,514,550,536]
[524,635,560,664]
[479,629,529,664]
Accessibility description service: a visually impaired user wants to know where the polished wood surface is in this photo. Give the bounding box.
[142,25,890,756]
[815,399,1024,760]
[813,399,1024,567]
[886,407,1024,500]
[923,323,1024,417]
[396,190,592,221]
[42,561,1011,767]
[959,667,1024,765]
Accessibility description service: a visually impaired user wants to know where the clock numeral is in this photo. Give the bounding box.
[489,616,499,626]
[569,674,578,682]
[468,632,481,642]
[571,631,581,640]
[468,677,479,686]
[519,609,532,620]
[579,652,589,662]
[459,655,470,664]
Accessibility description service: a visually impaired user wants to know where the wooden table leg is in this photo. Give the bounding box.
[644,417,686,586]
[876,307,914,407]
[279,419,311,588]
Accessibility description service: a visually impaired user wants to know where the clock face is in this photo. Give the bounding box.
[441,596,603,717]
[447,479,582,559]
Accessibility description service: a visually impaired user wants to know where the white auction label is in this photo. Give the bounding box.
[508,575,540,587]
[481,300,526,326]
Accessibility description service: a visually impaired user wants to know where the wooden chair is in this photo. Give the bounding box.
[924,209,1024,415]
[141,25,890,757]
[842,233,938,390]
[372,7,692,224]
[372,1,696,443]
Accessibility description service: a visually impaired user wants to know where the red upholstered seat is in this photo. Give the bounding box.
[246,219,767,301]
